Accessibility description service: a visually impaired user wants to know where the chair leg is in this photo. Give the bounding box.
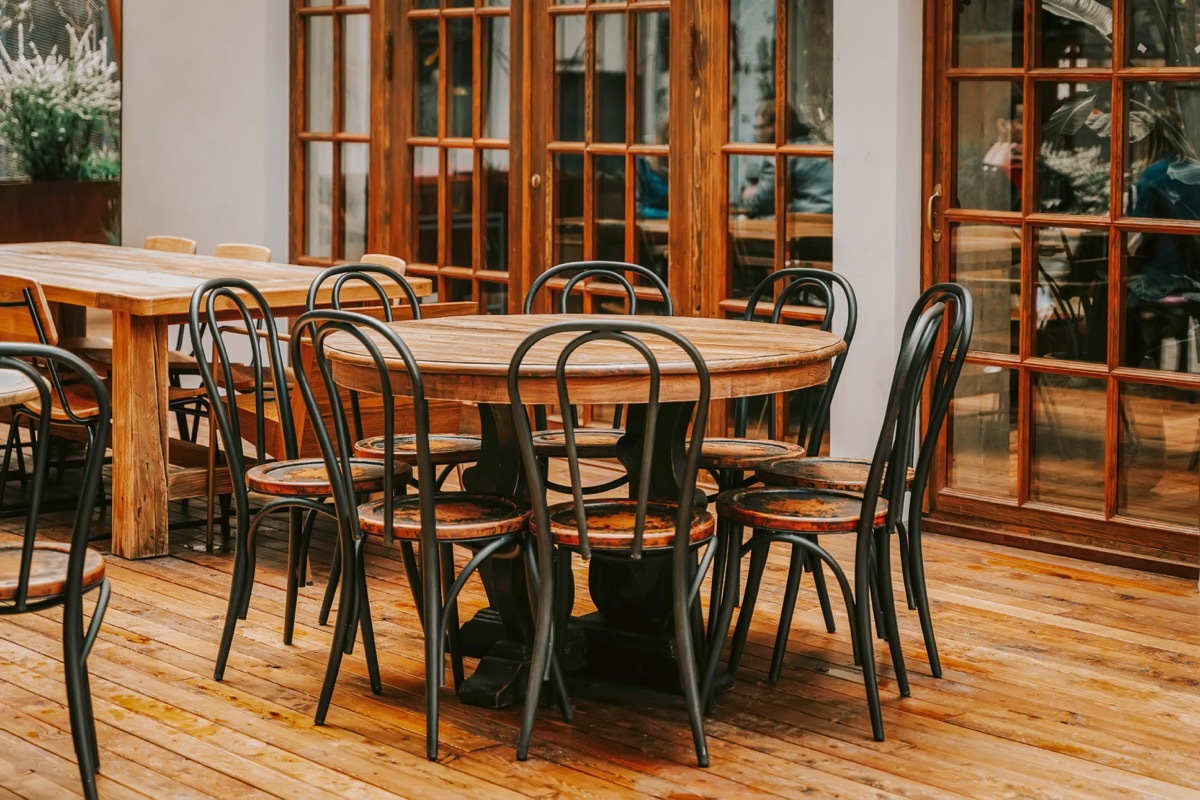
[63,618,100,800]
[854,544,885,741]
[517,544,556,761]
[440,543,465,691]
[672,547,709,767]
[807,549,837,633]
[283,508,303,646]
[700,517,740,712]
[895,521,915,610]
[357,551,383,695]
[768,544,806,685]
[874,529,909,697]
[315,540,359,726]
[726,537,769,679]
[907,514,942,678]
[423,538,443,761]
[399,541,425,624]
[213,525,251,681]
[319,535,341,626]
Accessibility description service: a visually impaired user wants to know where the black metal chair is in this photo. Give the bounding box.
[753,283,973,678]
[509,318,717,767]
[0,344,111,800]
[713,286,963,741]
[292,308,531,760]
[189,279,401,686]
[523,261,675,495]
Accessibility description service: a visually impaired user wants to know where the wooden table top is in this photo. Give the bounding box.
[324,313,846,404]
[0,242,433,316]
[0,369,41,408]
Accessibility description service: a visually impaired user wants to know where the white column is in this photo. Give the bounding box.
[121,0,289,259]
[830,0,925,457]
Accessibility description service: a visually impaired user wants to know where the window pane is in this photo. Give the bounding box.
[1031,372,1106,513]
[482,17,511,140]
[634,12,669,146]
[950,223,1020,355]
[415,20,439,138]
[1130,0,1200,67]
[483,150,509,270]
[306,141,333,258]
[785,160,832,269]
[954,80,1023,212]
[949,363,1017,499]
[594,154,626,262]
[1033,226,1108,364]
[342,143,369,262]
[480,281,509,315]
[447,18,473,138]
[556,15,585,142]
[954,0,1022,68]
[729,0,776,143]
[787,0,832,145]
[1036,82,1111,216]
[1039,0,1113,68]
[414,147,439,264]
[1122,231,1200,374]
[343,14,370,134]
[783,156,833,216]
[635,153,668,279]
[448,148,474,268]
[594,13,627,144]
[1124,81,1200,221]
[729,153,776,299]
[306,16,333,134]
[1119,383,1200,528]
[554,152,584,264]
[446,278,474,303]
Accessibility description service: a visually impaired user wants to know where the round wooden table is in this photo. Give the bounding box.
[324,313,845,706]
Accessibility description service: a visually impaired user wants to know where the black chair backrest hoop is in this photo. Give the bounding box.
[508,318,709,561]
[736,268,857,453]
[292,309,433,548]
[0,344,109,613]
[524,261,675,316]
[305,263,425,319]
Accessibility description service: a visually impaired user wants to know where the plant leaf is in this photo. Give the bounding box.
[1042,0,1114,39]
[1127,110,1156,142]
[1043,92,1097,143]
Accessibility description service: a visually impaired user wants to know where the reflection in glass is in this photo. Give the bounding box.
[1119,384,1200,528]
[950,223,1020,355]
[343,14,370,134]
[482,17,511,140]
[1039,0,1113,67]
[483,150,509,270]
[729,153,776,299]
[1125,82,1200,220]
[1031,372,1106,513]
[306,16,333,134]
[954,0,1022,68]
[949,363,1017,499]
[1123,232,1200,374]
[785,157,832,268]
[447,19,473,138]
[1034,227,1108,364]
[594,14,627,144]
[1130,0,1200,67]
[635,153,668,280]
[414,147,439,264]
[415,20,439,137]
[594,155,626,263]
[446,278,473,304]
[786,0,833,145]
[306,142,333,258]
[1036,82,1111,215]
[342,143,369,262]
[554,153,584,264]
[781,156,833,216]
[729,0,776,143]
[480,281,508,315]
[635,12,669,146]
[556,15,585,142]
[954,81,1022,212]
[448,149,473,268]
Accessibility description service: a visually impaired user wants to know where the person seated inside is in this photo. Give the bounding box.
[740,101,832,218]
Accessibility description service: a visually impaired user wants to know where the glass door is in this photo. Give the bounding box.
[926,0,1199,572]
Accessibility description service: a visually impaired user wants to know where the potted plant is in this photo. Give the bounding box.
[0,22,121,244]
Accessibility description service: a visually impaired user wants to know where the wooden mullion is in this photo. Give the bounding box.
[773,0,786,276]
[1015,0,1037,509]
[1106,0,1128,521]
[582,11,595,267]
[331,10,345,260]
[624,8,635,271]
[1026,68,1116,80]
[290,1,305,262]
[393,7,415,263]
[471,10,484,295]
[368,0,388,253]
[436,14,448,273]
[297,132,372,143]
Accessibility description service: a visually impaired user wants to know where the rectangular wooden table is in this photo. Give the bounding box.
[0,242,431,559]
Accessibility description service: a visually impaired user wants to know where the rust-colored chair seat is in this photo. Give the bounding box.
[530,428,624,458]
[245,457,400,497]
[693,437,806,471]
[0,543,105,602]
[357,493,529,541]
[535,499,715,550]
[354,433,482,465]
[755,456,915,493]
[23,382,102,421]
[717,486,888,534]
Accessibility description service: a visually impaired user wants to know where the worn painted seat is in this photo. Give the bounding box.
[535,499,714,550]
[756,456,916,492]
[0,543,106,602]
[529,427,624,458]
[358,493,528,541]
[245,457,399,496]
[694,437,805,470]
[354,433,482,465]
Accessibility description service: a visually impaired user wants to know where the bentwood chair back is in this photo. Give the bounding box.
[0,343,111,800]
[293,309,527,760]
[508,318,716,767]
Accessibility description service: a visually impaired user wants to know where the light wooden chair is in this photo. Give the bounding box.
[143,235,197,254]
[214,243,272,262]
[359,253,407,274]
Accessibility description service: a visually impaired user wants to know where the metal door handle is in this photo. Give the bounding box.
[927,184,942,243]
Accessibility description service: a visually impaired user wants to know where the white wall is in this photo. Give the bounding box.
[121,0,289,259]
[830,0,925,457]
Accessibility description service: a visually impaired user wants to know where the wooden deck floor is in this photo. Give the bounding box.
[1,485,1199,799]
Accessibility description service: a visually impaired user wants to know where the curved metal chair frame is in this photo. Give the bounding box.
[712,290,957,742]
[294,309,529,760]
[189,278,380,685]
[509,318,717,767]
[0,344,111,800]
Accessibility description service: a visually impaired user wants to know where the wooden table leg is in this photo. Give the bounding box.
[109,311,171,558]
